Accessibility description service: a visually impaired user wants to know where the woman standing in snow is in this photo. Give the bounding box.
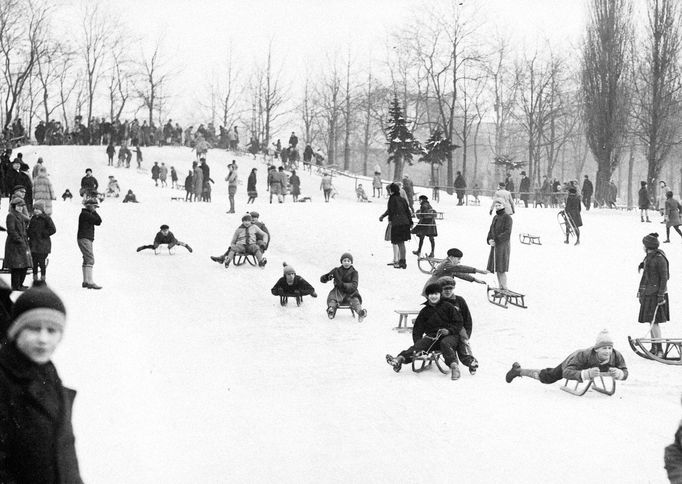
[638,232,669,357]
[487,199,513,290]
[32,166,56,215]
[664,191,682,242]
[247,168,258,204]
[379,183,413,269]
[289,170,300,202]
[5,197,32,291]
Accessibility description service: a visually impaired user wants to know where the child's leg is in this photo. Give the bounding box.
[392,244,399,263]
[675,225,682,238]
[428,237,435,257]
[414,235,424,254]
[497,272,508,290]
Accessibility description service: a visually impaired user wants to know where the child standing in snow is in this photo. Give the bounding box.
[271,263,317,306]
[185,170,194,202]
[27,200,56,282]
[505,329,628,385]
[320,252,367,322]
[136,224,193,253]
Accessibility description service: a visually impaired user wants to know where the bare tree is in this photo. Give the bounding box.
[137,39,172,126]
[35,39,74,124]
[454,61,485,178]
[250,40,286,148]
[633,0,682,201]
[107,37,135,122]
[315,59,343,166]
[299,74,317,146]
[342,51,354,171]
[582,0,633,205]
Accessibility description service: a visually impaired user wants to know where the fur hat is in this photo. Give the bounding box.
[418,195,428,201]
[32,200,46,212]
[10,196,25,206]
[594,329,614,349]
[283,262,296,276]
[447,248,463,258]
[7,281,66,341]
[340,252,353,264]
[437,276,456,289]
[241,214,252,222]
[643,233,660,249]
[424,283,442,295]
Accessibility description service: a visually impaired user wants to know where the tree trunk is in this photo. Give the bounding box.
[595,166,611,206]
[627,141,635,210]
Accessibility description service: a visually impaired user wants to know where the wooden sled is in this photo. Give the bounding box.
[627,337,682,365]
[558,210,578,240]
[417,256,444,275]
[519,233,541,245]
[231,253,259,267]
[411,351,449,374]
[394,309,419,332]
[487,286,527,309]
[279,295,303,306]
[561,373,616,396]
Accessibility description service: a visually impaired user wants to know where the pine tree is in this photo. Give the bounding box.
[419,127,456,189]
[386,95,421,181]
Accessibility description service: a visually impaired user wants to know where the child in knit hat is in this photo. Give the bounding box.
[27,200,56,282]
[0,282,83,482]
[271,262,317,306]
[320,253,367,321]
[638,232,670,357]
[136,224,193,254]
[505,329,628,385]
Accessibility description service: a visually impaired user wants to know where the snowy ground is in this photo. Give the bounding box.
[9,144,681,483]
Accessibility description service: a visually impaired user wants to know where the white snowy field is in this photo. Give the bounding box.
[7,144,681,483]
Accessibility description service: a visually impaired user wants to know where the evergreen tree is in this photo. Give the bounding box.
[419,127,455,190]
[385,95,421,181]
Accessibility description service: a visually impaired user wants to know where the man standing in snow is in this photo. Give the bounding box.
[78,198,102,289]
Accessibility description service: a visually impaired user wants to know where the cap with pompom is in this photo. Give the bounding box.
[594,329,614,349]
[7,281,66,341]
[642,233,660,249]
[283,262,296,275]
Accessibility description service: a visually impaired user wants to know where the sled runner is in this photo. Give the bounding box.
[627,337,682,365]
[154,244,175,255]
[417,255,444,274]
[519,233,541,245]
[394,309,419,332]
[557,210,578,240]
[560,373,616,396]
[411,351,449,374]
[280,295,303,307]
[327,304,357,320]
[487,286,527,309]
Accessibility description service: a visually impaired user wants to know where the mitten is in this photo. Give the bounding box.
[580,367,600,381]
[638,261,644,272]
[320,274,330,283]
[658,295,666,306]
[311,291,318,298]
[609,368,625,380]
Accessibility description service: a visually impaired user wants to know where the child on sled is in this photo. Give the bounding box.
[136,224,193,253]
[320,252,367,322]
[271,263,317,306]
[386,282,469,380]
[422,248,488,295]
[505,329,628,385]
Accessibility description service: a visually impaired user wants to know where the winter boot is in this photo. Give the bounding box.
[258,258,267,268]
[137,245,153,252]
[358,309,367,323]
[84,267,102,290]
[397,259,407,269]
[450,362,461,380]
[295,296,303,306]
[211,255,225,264]
[505,362,521,383]
[386,354,404,373]
[469,359,479,375]
[412,250,420,256]
[184,244,193,253]
[327,306,337,319]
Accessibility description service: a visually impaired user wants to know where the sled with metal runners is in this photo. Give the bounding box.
[557,210,578,240]
[627,337,682,365]
[560,373,616,396]
[417,255,444,275]
[486,286,527,309]
[280,295,303,307]
[411,351,449,374]
[519,233,541,245]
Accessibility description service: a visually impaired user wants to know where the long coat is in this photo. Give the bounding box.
[33,173,55,215]
[4,210,31,269]
[665,197,682,227]
[412,199,437,237]
[193,167,204,198]
[665,425,682,483]
[638,248,669,324]
[0,343,83,483]
[638,187,651,210]
[27,213,56,254]
[320,265,362,304]
[564,192,583,227]
[380,193,412,244]
[486,209,513,273]
[412,299,464,344]
[247,171,258,198]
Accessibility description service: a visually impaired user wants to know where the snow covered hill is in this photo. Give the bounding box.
[9,144,680,483]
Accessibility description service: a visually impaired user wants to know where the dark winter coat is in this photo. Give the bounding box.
[153,231,179,247]
[271,275,316,296]
[486,208,513,273]
[454,174,466,197]
[561,346,628,382]
[412,299,464,344]
[581,179,594,199]
[519,176,531,201]
[184,174,193,192]
[442,294,473,338]
[564,192,583,227]
[422,260,479,295]
[320,265,361,302]
[79,175,98,193]
[665,197,682,227]
[303,146,313,162]
[412,200,437,237]
[247,171,257,192]
[289,174,301,196]
[638,248,670,324]
[77,209,102,241]
[4,211,31,269]
[381,193,413,244]
[151,164,160,180]
[638,187,651,210]
[0,343,83,484]
[27,213,56,254]
[665,425,682,483]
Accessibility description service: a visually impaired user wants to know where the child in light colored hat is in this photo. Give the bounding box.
[505,329,628,385]
[320,253,366,321]
[271,262,317,306]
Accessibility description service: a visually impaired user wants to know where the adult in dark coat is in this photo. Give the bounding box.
[486,199,513,290]
[638,181,651,222]
[411,195,438,257]
[289,170,301,202]
[6,160,33,212]
[4,197,32,291]
[454,171,467,205]
[638,233,669,356]
[385,283,467,380]
[79,169,98,198]
[0,282,83,483]
[379,183,413,269]
[664,191,682,242]
[519,171,531,208]
[564,187,582,245]
[247,168,258,204]
[151,162,160,186]
[581,175,594,211]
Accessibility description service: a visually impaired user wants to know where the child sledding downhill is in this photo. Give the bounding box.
[386,283,469,380]
[211,214,268,267]
[505,329,628,387]
[136,225,193,254]
[438,276,479,375]
[320,252,367,322]
[271,263,318,306]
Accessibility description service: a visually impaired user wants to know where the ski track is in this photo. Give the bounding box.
[7,145,679,483]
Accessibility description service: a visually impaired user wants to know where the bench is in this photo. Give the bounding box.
[394,309,419,332]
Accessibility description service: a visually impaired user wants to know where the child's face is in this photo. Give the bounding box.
[449,256,461,264]
[341,258,352,268]
[161,229,169,236]
[595,345,613,363]
[442,286,455,298]
[16,322,63,364]
[427,292,441,304]
[285,273,295,284]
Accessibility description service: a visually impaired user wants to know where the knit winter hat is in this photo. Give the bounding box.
[160,224,169,230]
[643,233,660,249]
[594,329,614,349]
[437,276,456,289]
[424,283,442,295]
[7,281,66,341]
[419,195,428,201]
[32,200,46,212]
[340,252,353,264]
[447,248,463,258]
[241,214,252,222]
[283,262,296,275]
